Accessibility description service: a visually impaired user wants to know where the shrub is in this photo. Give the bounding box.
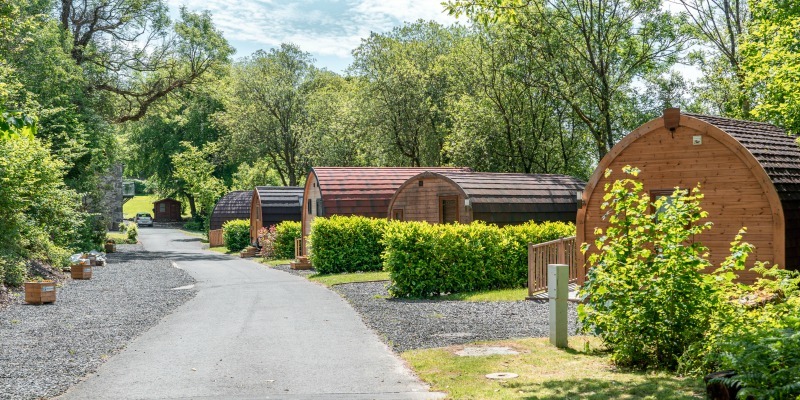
[273,221,301,259]
[222,219,250,252]
[383,220,575,297]
[309,216,388,274]
[578,166,720,370]
[4,259,26,287]
[127,223,139,242]
[257,226,277,258]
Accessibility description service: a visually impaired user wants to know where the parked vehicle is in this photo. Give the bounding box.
[135,212,154,227]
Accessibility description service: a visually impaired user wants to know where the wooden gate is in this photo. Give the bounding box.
[209,229,224,247]
[527,236,578,297]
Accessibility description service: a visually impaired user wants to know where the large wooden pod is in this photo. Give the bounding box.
[209,191,252,231]
[388,171,586,225]
[577,110,800,284]
[301,167,469,253]
[250,186,304,244]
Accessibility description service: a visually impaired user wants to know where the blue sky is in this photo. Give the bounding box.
[166,0,461,72]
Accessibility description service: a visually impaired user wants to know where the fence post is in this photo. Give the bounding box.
[548,263,569,348]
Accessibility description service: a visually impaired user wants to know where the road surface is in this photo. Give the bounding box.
[59,227,439,400]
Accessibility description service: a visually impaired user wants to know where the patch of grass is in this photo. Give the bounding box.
[309,271,390,287]
[402,337,704,400]
[439,288,529,302]
[106,232,136,244]
[123,195,158,219]
[260,258,294,267]
[209,246,236,255]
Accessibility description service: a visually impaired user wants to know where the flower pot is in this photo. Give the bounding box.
[24,281,56,305]
[71,264,92,280]
[104,242,116,253]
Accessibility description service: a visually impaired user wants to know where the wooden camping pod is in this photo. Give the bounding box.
[152,198,181,222]
[388,171,586,225]
[209,191,252,231]
[576,110,800,284]
[301,167,470,254]
[249,186,304,245]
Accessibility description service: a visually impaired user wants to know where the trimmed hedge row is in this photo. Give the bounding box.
[273,221,301,259]
[383,221,575,297]
[223,219,250,252]
[309,216,388,274]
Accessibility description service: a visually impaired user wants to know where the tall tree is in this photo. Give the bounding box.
[447,0,686,159]
[678,0,751,117]
[58,1,233,123]
[742,0,800,133]
[218,44,316,186]
[351,21,462,166]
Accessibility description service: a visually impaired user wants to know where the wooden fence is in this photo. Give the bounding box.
[527,236,578,297]
[209,229,224,247]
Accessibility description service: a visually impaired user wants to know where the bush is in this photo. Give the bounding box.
[273,221,301,259]
[309,216,388,274]
[127,224,138,242]
[4,259,27,287]
[383,220,575,297]
[223,219,250,252]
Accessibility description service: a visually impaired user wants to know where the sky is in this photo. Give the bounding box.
[166,0,461,72]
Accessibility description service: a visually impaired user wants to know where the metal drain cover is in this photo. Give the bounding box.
[485,372,519,380]
[455,346,520,357]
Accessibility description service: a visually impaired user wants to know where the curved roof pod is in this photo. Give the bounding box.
[209,191,252,231]
[301,167,471,252]
[388,171,586,225]
[250,186,304,244]
[577,109,800,284]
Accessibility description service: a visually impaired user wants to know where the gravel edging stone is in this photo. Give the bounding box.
[0,244,196,400]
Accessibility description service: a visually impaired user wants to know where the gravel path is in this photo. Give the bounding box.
[0,244,196,400]
[332,281,580,351]
[271,263,316,278]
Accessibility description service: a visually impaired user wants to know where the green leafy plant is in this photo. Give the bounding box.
[309,216,388,274]
[127,223,138,242]
[222,219,250,252]
[272,221,301,259]
[383,220,574,297]
[578,166,718,370]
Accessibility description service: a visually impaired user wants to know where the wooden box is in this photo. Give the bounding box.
[71,264,92,279]
[104,242,116,253]
[24,281,56,305]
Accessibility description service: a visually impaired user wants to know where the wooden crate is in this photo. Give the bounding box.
[104,242,116,253]
[71,264,93,280]
[24,281,56,305]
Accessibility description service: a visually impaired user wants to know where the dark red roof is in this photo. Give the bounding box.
[312,167,470,218]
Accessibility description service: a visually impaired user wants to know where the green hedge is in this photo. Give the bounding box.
[309,216,388,274]
[273,221,301,259]
[223,219,250,252]
[383,221,575,297]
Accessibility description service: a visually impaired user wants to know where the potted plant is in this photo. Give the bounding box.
[24,278,56,305]
[104,239,116,253]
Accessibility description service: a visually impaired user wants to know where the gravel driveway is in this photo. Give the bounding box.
[332,281,580,351]
[0,244,196,400]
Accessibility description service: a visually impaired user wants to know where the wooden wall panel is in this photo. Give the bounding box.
[580,125,776,284]
[390,177,471,224]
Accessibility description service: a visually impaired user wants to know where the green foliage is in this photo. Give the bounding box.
[742,0,800,133]
[273,221,301,260]
[230,160,282,190]
[171,141,227,217]
[383,220,574,297]
[222,219,250,252]
[309,216,388,274]
[127,224,138,242]
[578,166,718,370]
[0,259,27,287]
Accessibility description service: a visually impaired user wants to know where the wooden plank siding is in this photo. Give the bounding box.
[389,176,471,224]
[577,113,799,285]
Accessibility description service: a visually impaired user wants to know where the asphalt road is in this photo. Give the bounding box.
[59,227,440,400]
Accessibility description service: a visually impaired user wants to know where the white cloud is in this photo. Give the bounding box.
[166,0,460,70]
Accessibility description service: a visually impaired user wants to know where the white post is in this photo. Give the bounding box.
[548,263,569,348]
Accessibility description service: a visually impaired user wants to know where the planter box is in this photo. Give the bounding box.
[71,264,92,280]
[104,243,116,253]
[24,281,56,305]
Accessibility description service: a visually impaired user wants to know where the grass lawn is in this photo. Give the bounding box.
[209,246,236,255]
[308,271,390,287]
[439,288,529,302]
[106,231,136,244]
[123,195,158,219]
[402,337,704,400]
[260,258,294,267]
